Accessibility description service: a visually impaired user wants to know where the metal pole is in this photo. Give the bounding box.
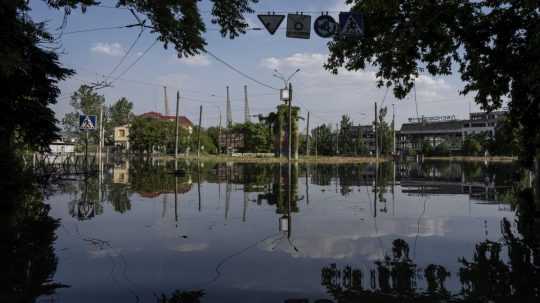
[306,111,310,157]
[315,126,318,159]
[392,103,396,156]
[218,112,222,155]
[336,123,339,155]
[288,82,293,162]
[85,131,89,173]
[197,105,202,158]
[375,102,379,162]
[174,91,180,169]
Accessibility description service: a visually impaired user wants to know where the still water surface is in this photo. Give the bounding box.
[36,160,535,302]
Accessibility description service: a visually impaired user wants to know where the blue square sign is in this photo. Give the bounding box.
[79,115,97,131]
[339,12,364,37]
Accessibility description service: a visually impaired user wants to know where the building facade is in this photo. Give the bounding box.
[398,111,507,153]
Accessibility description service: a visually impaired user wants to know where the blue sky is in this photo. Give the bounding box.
[29,0,485,129]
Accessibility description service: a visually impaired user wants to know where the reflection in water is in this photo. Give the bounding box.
[24,158,540,302]
[0,169,66,302]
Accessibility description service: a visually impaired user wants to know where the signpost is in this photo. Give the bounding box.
[339,12,364,37]
[314,14,338,38]
[79,115,97,173]
[286,14,311,39]
[257,14,285,35]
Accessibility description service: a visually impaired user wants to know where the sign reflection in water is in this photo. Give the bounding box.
[15,159,538,303]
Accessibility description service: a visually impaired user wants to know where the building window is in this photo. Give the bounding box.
[119,129,126,137]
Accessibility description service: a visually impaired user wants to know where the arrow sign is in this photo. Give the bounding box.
[257,14,285,35]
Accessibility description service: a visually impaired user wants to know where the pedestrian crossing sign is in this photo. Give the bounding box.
[79,115,97,131]
[339,12,364,38]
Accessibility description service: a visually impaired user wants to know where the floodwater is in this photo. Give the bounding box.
[6,160,540,302]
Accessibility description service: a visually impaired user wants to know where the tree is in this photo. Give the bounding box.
[312,124,335,156]
[376,107,393,155]
[339,115,355,155]
[2,0,257,159]
[463,136,482,156]
[62,85,106,144]
[232,122,272,153]
[326,1,540,165]
[109,97,133,128]
[0,1,73,157]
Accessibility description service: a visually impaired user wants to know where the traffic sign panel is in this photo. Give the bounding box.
[339,12,364,37]
[286,14,311,39]
[79,115,97,131]
[257,14,285,35]
[314,15,338,38]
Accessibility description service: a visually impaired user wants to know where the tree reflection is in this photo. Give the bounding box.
[257,163,301,215]
[0,170,67,302]
[68,176,104,220]
[321,189,540,303]
[156,289,204,303]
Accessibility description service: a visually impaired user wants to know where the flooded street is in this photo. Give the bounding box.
[34,160,530,302]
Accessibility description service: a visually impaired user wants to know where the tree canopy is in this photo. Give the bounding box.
[326,0,540,164]
[1,0,257,159]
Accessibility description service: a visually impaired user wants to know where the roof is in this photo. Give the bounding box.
[140,112,193,127]
[400,120,464,134]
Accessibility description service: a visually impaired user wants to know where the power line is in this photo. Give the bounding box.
[62,24,132,35]
[106,28,144,78]
[205,49,280,91]
[111,39,158,83]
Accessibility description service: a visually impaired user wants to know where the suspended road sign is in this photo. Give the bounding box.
[339,12,365,37]
[286,14,311,39]
[257,14,285,35]
[314,15,338,38]
[79,115,97,131]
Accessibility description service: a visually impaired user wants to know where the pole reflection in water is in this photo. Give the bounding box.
[26,159,540,302]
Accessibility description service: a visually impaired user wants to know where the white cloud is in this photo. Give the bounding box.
[175,55,211,66]
[90,42,125,56]
[258,52,470,127]
[172,243,208,252]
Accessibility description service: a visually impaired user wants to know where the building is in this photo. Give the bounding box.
[113,124,129,150]
[140,111,193,133]
[350,125,377,154]
[49,138,76,154]
[462,111,506,137]
[398,111,507,153]
[112,112,194,151]
[218,132,244,153]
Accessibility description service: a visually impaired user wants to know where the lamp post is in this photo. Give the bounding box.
[273,69,301,161]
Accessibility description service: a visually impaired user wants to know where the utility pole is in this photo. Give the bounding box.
[306,111,310,157]
[375,102,379,162]
[226,86,232,128]
[98,106,103,166]
[197,105,202,158]
[288,82,293,162]
[163,86,170,115]
[392,103,396,156]
[315,126,318,159]
[218,111,222,155]
[174,91,180,169]
[244,85,250,123]
[336,123,340,155]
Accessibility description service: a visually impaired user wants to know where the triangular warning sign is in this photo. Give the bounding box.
[340,14,364,37]
[257,14,285,35]
[80,116,95,130]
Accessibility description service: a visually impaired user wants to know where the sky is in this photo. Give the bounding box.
[29,0,487,129]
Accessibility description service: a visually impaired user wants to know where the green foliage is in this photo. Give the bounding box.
[312,124,335,156]
[232,122,272,153]
[108,97,133,128]
[325,0,540,165]
[463,136,482,156]
[376,107,393,155]
[62,85,106,143]
[129,117,174,154]
[0,1,73,156]
[433,142,450,156]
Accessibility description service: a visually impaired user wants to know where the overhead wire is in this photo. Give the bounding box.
[111,39,159,83]
[205,49,280,91]
[106,27,145,78]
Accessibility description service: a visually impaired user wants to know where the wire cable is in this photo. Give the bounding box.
[106,27,145,78]
[63,25,133,35]
[111,39,159,83]
[205,49,280,91]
